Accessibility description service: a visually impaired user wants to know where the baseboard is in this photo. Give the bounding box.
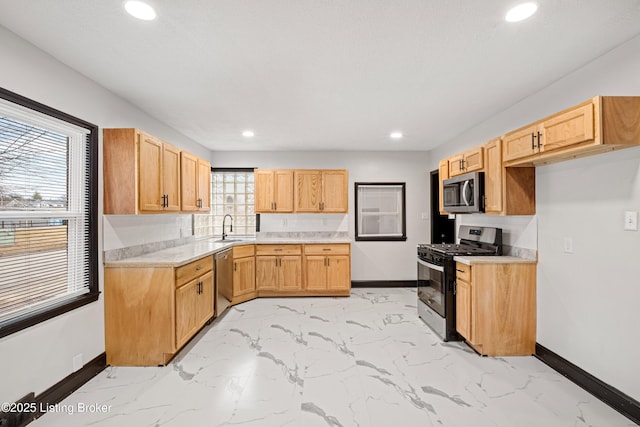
[351,280,416,288]
[0,352,107,427]
[535,343,640,425]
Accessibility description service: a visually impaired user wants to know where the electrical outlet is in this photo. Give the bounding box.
[624,211,638,231]
[72,353,83,372]
[281,218,288,227]
[421,212,429,220]
[563,237,573,254]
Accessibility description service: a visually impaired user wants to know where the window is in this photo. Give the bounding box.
[355,182,406,241]
[0,88,98,338]
[193,168,256,238]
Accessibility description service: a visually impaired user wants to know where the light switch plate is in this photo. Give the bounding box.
[563,237,573,254]
[624,211,638,231]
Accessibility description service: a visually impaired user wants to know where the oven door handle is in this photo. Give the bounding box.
[418,258,444,272]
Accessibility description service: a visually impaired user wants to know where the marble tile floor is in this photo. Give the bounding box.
[32,288,636,427]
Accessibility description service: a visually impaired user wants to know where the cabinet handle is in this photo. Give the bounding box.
[461,159,465,170]
[274,202,277,210]
[327,258,330,267]
[322,248,331,251]
[165,195,169,207]
[531,133,536,150]
[234,262,237,272]
[196,266,202,271]
[274,248,283,251]
[537,131,543,149]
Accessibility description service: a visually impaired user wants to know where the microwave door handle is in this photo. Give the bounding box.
[462,180,471,206]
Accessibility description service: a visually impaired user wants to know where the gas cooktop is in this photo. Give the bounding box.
[418,243,498,256]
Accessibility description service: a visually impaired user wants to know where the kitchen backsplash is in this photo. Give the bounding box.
[259,214,349,233]
[103,214,193,251]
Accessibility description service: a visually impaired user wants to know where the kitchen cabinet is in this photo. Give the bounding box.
[438,159,449,215]
[232,245,256,300]
[303,244,351,292]
[455,260,536,356]
[104,128,181,214]
[104,255,214,366]
[503,97,640,166]
[483,138,535,215]
[255,245,302,291]
[294,170,348,213]
[448,146,484,177]
[180,151,211,212]
[254,169,294,213]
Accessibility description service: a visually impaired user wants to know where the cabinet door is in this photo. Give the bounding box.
[541,102,594,153]
[483,138,503,214]
[321,170,348,213]
[455,279,472,342]
[503,124,539,162]
[279,256,302,291]
[305,256,327,290]
[255,169,275,212]
[295,170,322,212]
[138,133,164,212]
[196,270,214,327]
[233,257,255,297]
[180,151,198,211]
[163,143,181,211]
[175,278,200,348]
[197,158,211,211]
[438,159,449,215]
[326,255,350,290]
[463,147,484,172]
[256,256,278,290]
[448,154,464,177]
[274,170,294,212]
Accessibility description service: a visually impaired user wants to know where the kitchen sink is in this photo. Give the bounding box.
[212,238,243,243]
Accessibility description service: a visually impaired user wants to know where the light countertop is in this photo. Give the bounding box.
[104,238,352,268]
[453,255,537,265]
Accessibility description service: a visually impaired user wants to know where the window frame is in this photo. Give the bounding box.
[0,87,99,339]
[354,182,407,242]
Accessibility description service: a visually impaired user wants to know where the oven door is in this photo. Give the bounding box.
[417,258,446,317]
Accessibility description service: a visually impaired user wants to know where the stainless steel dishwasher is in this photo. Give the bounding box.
[215,249,233,317]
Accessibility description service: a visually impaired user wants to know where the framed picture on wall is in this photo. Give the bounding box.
[355,182,406,241]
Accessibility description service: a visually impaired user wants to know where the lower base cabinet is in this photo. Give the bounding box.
[105,256,214,366]
[455,261,536,356]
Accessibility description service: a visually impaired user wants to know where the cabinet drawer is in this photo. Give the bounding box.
[176,256,213,287]
[455,262,472,283]
[233,244,255,258]
[255,244,302,256]
[304,244,350,255]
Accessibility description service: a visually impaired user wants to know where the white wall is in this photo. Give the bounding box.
[428,33,640,399]
[211,151,431,281]
[0,26,208,405]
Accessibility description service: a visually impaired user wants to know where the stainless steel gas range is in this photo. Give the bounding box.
[417,225,502,341]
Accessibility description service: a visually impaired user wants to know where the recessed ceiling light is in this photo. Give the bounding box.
[124,1,157,21]
[242,130,255,138]
[390,132,403,139]
[505,2,538,22]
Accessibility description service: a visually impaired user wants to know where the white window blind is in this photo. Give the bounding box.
[0,99,92,326]
[355,183,406,241]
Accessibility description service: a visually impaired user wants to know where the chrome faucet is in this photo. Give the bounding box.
[222,214,233,240]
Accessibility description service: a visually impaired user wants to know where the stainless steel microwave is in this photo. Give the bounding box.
[442,172,484,213]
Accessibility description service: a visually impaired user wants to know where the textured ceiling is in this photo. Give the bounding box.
[1,1,640,151]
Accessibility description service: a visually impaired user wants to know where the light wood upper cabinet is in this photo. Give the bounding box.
[104,128,187,214]
[254,169,294,213]
[294,169,348,213]
[483,138,535,216]
[455,261,536,356]
[438,159,449,215]
[136,131,180,213]
[503,97,640,166]
[448,147,484,177]
[181,152,210,212]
